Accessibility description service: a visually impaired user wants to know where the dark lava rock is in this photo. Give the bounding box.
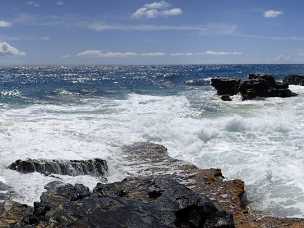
[283,75,304,86]
[239,75,296,100]
[211,78,241,96]
[8,159,108,177]
[248,74,276,87]
[19,176,234,228]
[211,74,297,100]
[221,95,232,101]
[185,79,209,86]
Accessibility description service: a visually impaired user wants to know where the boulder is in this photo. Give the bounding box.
[283,75,304,86]
[19,176,234,228]
[221,95,232,101]
[185,79,209,86]
[211,78,240,96]
[8,159,108,177]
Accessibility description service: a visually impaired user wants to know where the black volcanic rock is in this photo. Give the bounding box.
[248,74,276,87]
[283,75,304,86]
[8,159,108,177]
[211,74,296,100]
[221,95,232,101]
[19,176,234,228]
[211,78,240,96]
[239,75,296,100]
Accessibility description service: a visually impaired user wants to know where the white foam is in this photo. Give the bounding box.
[1,87,304,217]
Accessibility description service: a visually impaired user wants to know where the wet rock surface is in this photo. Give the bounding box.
[121,143,304,228]
[221,95,232,101]
[239,74,296,100]
[8,158,108,177]
[12,176,233,228]
[211,74,297,100]
[283,75,304,86]
[210,78,240,96]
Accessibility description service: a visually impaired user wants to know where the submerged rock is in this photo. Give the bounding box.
[283,75,304,85]
[211,78,241,96]
[8,159,108,177]
[19,176,234,228]
[185,79,209,86]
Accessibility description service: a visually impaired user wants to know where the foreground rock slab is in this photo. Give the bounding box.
[3,176,234,228]
[8,158,108,177]
[121,143,304,228]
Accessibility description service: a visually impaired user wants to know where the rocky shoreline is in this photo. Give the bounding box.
[210,74,298,101]
[1,143,304,227]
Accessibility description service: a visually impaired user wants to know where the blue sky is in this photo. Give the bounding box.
[0,0,303,64]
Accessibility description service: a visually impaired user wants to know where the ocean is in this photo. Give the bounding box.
[1,64,304,217]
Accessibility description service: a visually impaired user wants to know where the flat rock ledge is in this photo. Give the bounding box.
[1,143,304,227]
[8,158,108,177]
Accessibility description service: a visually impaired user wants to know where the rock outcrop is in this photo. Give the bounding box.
[8,159,108,177]
[210,78,241,96]
[211,74,297,100]
[239,76,295,100]
[283,75,304,86]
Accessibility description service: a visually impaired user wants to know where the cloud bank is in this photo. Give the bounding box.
[75,50,242,58]
[87,22,237,35]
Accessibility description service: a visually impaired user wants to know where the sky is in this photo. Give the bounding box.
[0,0,304,64]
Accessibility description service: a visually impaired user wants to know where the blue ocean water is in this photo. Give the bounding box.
[1,64,304,217]
[1,64,304,103]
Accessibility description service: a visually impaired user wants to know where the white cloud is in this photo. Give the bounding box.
[0,42,26,56]
[74,50,242,58]
[205,50,243,55]
[132,1,183,19]
[0,20,12,28]
[26,1,40,7]
[264,10,283,18]
[56,1,64,6]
